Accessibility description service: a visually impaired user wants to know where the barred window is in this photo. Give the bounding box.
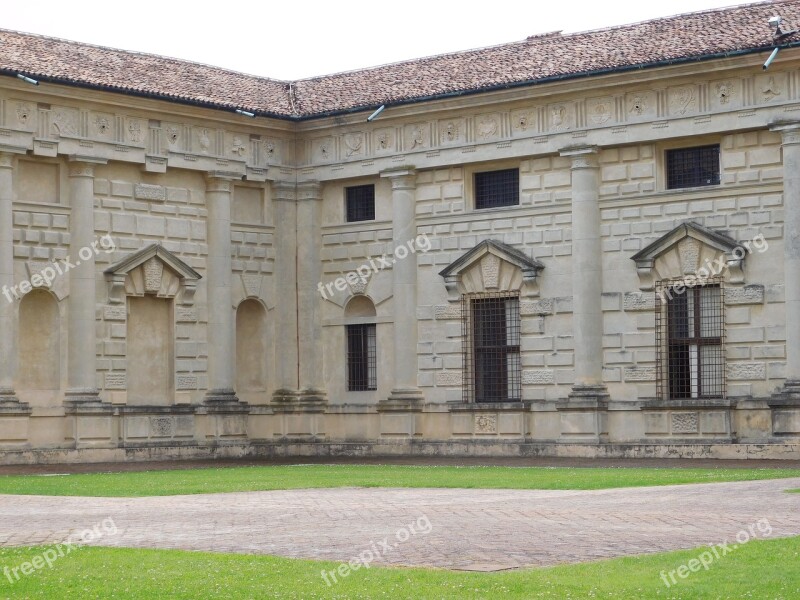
[475,168,519,209]
[346,324,377,391]
[345,184,375,222]
[462,292,521,402]
[666,145,720,189]
[655,280,725,400]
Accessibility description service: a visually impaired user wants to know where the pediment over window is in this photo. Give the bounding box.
[439,239,544,301]
[104,244,201,305]
[630,221,745,291]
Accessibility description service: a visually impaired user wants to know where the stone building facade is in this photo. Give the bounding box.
[1,1,800,462]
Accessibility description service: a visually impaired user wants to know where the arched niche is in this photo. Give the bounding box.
[236,299,268,392]
[18,290,60,391]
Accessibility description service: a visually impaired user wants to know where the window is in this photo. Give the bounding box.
[345,184,375,222]
[474,168,519,209]
[665,145,720,189]
[655,280,725,399]
[346,324,376,391]
[462,292,521,402]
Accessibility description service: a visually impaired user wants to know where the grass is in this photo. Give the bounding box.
[0,464,798,497]
[0,536,798,599]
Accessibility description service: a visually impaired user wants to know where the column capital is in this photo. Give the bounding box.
[206,178,232,194]
[560,146,600,170]
[272,181,296,202]
[296,180,322,201]
[381,168,417,190]
[770,121,800,145]
[0,153,16,169]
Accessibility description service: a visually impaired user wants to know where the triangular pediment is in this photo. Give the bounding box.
[439,239,544,300]
[439,239,544,279]
[630,221,746,290]
[105,244,201,280]
[631,221,741,265]
[104,244,201,305]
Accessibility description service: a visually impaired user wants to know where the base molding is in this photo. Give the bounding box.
[1,440,798,465]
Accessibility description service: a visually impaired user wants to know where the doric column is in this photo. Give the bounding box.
[65,159,102,403]
[381,169,423,403]
[771,122,800,401]
[204,174,239,404]
[271,181,299,402]
[560,146,609,402]
[0,153,19,405]
[296,182,326,403]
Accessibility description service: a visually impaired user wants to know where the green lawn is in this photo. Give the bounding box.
[0,464,798,497]
[1,536,798,599]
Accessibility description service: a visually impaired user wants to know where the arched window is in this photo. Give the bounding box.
[344,295,377,392]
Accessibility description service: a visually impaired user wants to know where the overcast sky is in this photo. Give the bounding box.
[5,1,756,80]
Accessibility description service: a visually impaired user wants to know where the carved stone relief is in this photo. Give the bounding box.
[477,114,500,140]
[94,115,112,137]
[668,86,696,115]
[475,414,498,434]
[439,120,463,145]
[372,128,393,153]
[626,91,655,118]
[760,74,784,102]
[51,107,78,136]
[713,80,736,106]
[127,119,143,143]
[587,97,612,125]
[344,132,364,157]
[405,124,427,150]
[198,128,211,153]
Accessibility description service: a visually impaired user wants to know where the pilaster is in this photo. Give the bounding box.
[296,181,327,405]
[204,173,241,405]
[65,158,104,405]
[380,169,424,405]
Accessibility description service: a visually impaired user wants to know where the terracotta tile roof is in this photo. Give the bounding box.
[0,29,294,117]
[1,0,799,120]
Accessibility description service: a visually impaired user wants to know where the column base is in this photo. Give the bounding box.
[64,388,102,405]
[271,388,301,405]
[769,380,800,407]
[0,389,30,414]
[299,387,327,405]
[204,389,241,405]
[563,384,610,407]
[379,388,425,411]
[557,384,609,443]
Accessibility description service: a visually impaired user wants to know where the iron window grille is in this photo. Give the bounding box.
[655,279,725,400]
[665,145,721,189]
[474,168,519,209]
[462,291,521,403]
[345,184,376,222]
[346,323,377,391]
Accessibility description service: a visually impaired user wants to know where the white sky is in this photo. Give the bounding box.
[4,0,754,80]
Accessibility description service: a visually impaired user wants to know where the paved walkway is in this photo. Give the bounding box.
[1,478,799,571]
